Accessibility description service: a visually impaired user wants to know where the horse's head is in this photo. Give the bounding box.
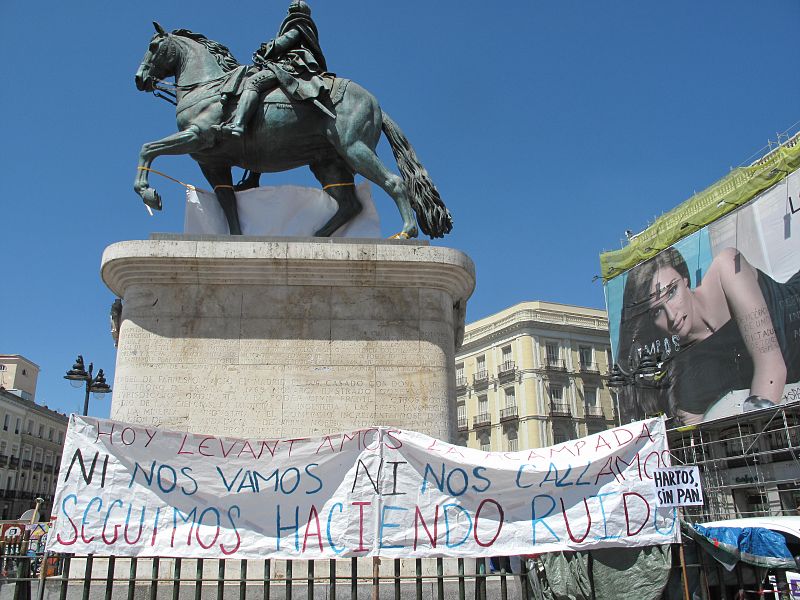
[135,22,178,92]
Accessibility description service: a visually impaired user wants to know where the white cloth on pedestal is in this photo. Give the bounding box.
[184,183,380,237]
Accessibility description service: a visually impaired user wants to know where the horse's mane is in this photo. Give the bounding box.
[172,29,240,72]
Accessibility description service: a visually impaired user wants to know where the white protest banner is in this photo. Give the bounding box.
[653,467,704,507]
[47,416,679,558]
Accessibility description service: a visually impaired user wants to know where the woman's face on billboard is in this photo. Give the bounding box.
[648,265,694,340]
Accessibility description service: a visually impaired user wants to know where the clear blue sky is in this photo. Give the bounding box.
[1,1,798,418]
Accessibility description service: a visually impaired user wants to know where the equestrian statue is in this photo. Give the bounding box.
[133,1,452,238]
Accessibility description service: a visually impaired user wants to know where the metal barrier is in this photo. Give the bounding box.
[0,552,533,600]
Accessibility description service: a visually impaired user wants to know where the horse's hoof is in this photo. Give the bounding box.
[389,231,411,240]
[142,188,162,211]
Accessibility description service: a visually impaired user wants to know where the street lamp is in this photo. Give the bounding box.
[608,350,666,424]
[64,355,112,416]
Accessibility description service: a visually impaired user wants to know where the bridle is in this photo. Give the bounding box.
[143,33,231,107]
[142,34,179,105]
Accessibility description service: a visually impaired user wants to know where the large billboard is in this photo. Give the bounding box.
[605,168,800,425]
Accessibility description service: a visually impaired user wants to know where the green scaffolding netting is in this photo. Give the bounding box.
[600,138,800,281]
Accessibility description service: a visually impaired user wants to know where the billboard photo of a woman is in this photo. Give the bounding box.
[607,172,800,425]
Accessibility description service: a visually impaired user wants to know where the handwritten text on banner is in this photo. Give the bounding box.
[46,416,679,558]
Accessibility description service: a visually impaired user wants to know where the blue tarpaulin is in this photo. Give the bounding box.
[688,523,796,570]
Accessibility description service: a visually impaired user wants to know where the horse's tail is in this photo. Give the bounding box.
[381,111,452,238]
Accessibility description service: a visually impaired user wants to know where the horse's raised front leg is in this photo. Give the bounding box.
[134,125,215,210]
[199,164,242,235]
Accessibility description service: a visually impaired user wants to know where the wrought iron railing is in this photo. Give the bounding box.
[500,406,518,421]
[544,359,566,371]
[473,413,491,427]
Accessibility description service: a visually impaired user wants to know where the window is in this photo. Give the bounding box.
[58,432,63,444]
[504,387,516,408]
[585,387,597,405]
[2,415,8,431]
[457,402,466,420]
[38,425,44,438]
[550,384,563,402]
[48,428,54,441]
[0,442,5,456]
[545,342,559,364]
[456,363,466,388]
[479,436,491,452]
[478,395,488,415]
[579,346,593,367]
[14,419,20,434]
[21,369,27,376]
[476,355,486,374]
[506,427,518,452]
[501,345,512,363]
[26,421,33,434]
[0,365,6,372]
[553,427,569,445]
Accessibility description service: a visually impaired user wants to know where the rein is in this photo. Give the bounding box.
[153,84,177,106]
[151,77,228,113]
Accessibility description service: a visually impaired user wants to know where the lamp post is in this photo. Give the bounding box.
[64,355,112,416]
[608,350,665,425]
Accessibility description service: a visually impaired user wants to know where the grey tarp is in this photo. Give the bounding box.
[530,545,672,600]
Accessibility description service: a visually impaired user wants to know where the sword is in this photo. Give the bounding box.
[312,98,336,120]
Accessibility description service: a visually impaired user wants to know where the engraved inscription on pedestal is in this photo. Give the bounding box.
[103,238,474,440]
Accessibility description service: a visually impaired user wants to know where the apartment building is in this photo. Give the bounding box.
[454,301,615,451]
[0,355,68,520]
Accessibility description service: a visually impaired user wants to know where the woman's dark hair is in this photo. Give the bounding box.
[614,247,690,420]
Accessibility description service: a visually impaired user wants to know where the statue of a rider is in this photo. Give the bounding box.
[221,0,330,138]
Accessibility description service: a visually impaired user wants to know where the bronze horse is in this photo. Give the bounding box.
[134,23,452,238]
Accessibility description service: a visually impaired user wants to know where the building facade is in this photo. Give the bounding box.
[0,355,39,402]
[454,301,616,451]
[0,355,68,520]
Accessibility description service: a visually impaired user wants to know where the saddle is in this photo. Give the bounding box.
[220,66,348,108]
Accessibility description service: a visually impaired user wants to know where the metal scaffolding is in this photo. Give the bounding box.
[667,401,800,522]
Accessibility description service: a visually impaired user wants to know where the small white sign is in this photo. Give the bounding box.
[653,466,704,507]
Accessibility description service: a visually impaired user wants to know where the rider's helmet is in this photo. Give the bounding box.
[288,0,311,15]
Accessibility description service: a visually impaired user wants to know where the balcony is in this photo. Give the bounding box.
[473,413,491,428]
[33,461,43,471]
[0,490,35,501]
[550,402,571,417]
[580,362,600,374]
[500,406,519,422]
[21,460,31,470]
[457,417,468,431]
[544,358,566,372]
[473,370,489,388]
[498,361,516,380]
[455,376,467,392]
[585,405,604,419]
[9,457,19,468]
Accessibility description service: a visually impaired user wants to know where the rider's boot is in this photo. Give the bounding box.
[223,90,259,137]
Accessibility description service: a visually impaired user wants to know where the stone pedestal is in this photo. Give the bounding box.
[101,235,474,441]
